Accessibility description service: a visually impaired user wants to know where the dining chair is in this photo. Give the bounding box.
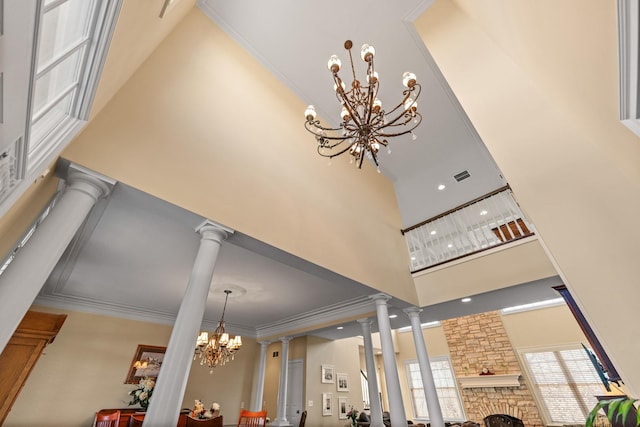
[237,409,267,427]
[128,414,145,427]
[94,410,120,427]
[185,415,223,427]
[298,410,307,427]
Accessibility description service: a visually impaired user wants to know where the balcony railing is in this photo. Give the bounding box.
[402,186,535,273]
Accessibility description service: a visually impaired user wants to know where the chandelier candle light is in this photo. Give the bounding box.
[304,40,422,170]
[194,290,242,372]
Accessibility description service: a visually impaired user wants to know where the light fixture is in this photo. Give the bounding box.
[461,297,472,303]
[437,184,446,191]
[194,290,242,372]
[304,40,422,170]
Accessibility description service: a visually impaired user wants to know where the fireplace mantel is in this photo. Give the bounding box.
[457,374,521,388]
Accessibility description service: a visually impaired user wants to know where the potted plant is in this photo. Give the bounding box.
[586,396,639,427]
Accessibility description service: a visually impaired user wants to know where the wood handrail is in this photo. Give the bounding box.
[401,185,511,235]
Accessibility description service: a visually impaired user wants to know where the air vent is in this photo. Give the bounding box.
[454,170,471,182]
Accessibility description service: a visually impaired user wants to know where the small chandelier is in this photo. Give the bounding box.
[194,290,242,372]
[304,40,422,170]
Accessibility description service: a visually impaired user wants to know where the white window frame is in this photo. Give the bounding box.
[518,344,607,426]
[404,356,465,423]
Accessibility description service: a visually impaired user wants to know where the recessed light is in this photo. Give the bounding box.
[447,243,453,248]
[430,230,436,235]
[337,326,344,330]
[480,210,488,216]
[437,184,446,191]
[389,314,398,319]
[411,256,416,261]
[461,297,472,303]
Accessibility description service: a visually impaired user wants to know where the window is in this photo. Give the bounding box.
[405,357,464,421]
[522,347,604,424]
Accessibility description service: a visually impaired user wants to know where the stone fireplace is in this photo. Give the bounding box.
[441,311,544,426]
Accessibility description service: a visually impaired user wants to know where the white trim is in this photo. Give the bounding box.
[457,374,521,389]
[617,0,640,135]
[500,297,565,315]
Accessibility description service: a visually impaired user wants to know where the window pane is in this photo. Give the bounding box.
[38,0,94,67]
[406,359,464,421]
[30,91,74,153]
[524,348,604,424]
[32,49,82,116]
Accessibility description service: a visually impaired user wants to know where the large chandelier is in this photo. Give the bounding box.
[194,290,242,372]
[304,40,422,170]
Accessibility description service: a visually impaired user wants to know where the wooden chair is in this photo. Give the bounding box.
[128,414,145,427]
[237,409,267,426]
[185,415,223,427]
[94,410,120,427]
[298,410,307,427]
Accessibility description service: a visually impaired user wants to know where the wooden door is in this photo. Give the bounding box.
[0,310,66,425]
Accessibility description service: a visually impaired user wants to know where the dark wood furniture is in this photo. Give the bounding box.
[237,409,267,427]
[97,408,188,427]
[95,410,121,427]
[0,310,66,425]
[185,415,223,427]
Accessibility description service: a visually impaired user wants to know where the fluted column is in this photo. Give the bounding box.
[372,294,407,427]
[0,170,111,354]
[251,341,270,411]
[271,337,292,426]
[143,221,231,427]
[357,319,384,427]
[405,307,444,427]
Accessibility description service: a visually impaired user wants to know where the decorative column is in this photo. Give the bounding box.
[357,318,384,427]
[404,307,445,427]
[251,341,270,411]
[0,170,111,354]
[271,337,292,426]
[372,294,407,427]
[143,221,231,427]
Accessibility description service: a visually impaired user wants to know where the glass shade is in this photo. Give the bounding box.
[367,71,379,84]
[404,98,417,111]
[403,72,417,88]
[305,105,317,120]
[372,98,382,112]
[360,44,375,61]
[327,55,341,72]
[341,107,351,121]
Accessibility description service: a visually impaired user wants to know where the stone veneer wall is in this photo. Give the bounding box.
[441,311,544,426]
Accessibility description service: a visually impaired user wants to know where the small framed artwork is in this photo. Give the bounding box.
[338,396,348,419]
[125,344,166,384]
[337,373,349,392]
[321,364,334,383]
[322,392,333,416]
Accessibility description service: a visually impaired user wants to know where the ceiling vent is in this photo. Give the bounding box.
[454,170,471,182]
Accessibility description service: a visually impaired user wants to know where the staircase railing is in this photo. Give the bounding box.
[402,186,534,273]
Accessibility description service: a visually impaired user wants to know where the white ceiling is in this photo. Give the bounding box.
[33,0,557,341]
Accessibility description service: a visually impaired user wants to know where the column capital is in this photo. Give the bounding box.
[357,318,372,325]
[196,220,234,243]
[279,336,291,344]
[66,171,112,201]
[404,307,422,318]
[258,340,271,347]
[369,293,391,305]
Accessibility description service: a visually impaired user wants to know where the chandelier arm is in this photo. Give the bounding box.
[317,141,356,158]
[305,119,344,134]
[381,84,422,118]
[335,74,365,129]
[376,113,422,138]
[363,60,376,124]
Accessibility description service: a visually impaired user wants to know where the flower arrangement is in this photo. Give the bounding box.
[191,400,221,419]
[346,406,359,426]
[128,377,155,410]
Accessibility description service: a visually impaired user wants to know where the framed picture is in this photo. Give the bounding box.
[338,397,348,419]
[322,392,333,416]
[337,373,349,392]
[125,344,166,384]
[321,364,334,383]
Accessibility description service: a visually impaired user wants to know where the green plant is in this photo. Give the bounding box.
[585,396,640,427]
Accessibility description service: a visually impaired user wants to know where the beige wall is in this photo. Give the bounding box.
[305,336,364,426]
[62,7,417,306]
[417,0,640,394]
[5,306,254,426]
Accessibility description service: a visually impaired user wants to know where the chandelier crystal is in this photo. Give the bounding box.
[304,40,422,170]
[194,290,242,372]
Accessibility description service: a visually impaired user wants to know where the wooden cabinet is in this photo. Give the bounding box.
[0,310,66,425]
